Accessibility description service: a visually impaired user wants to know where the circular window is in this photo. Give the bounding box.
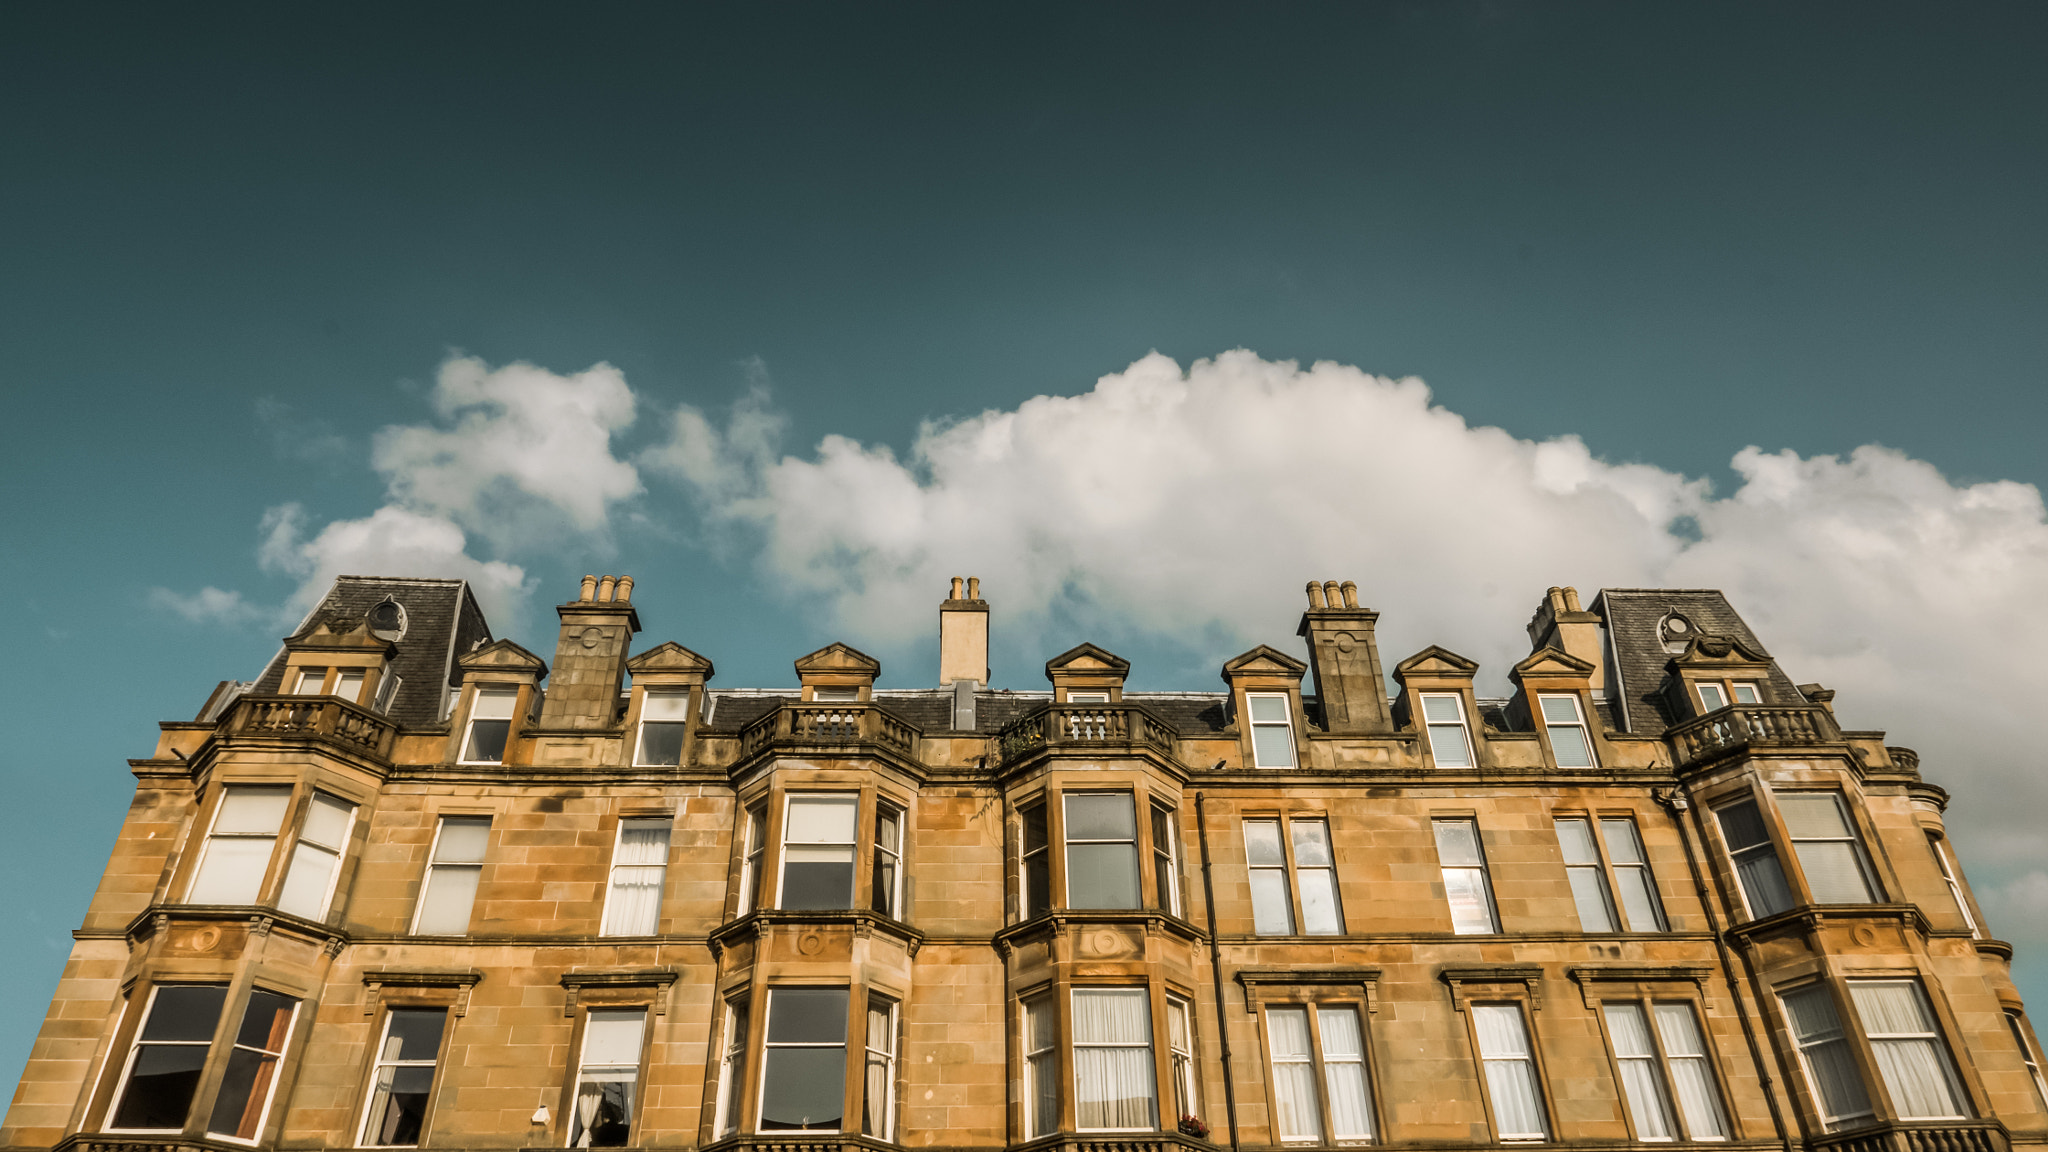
[1658,612,1693,654]
[368,599,407,641]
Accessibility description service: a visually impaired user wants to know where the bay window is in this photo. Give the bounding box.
[109,984,229,1131]
[760,988,849,1131]
[1152,804,1182,916]
[1928,833,1979,936]
[737,802,766,916]
[1022,802,1051,919]
[276,792,356,920]
[188,787,291,905]
[1848,980,1969,1120]
[2006,1012,2048,1111]
[1167,997,1198,1124]
[1073,988,1156,1131]
[863,996,899,1140]
[779,795,858,910]
[600,818,671,936]
[1782,984,1874,1129]
[1715,798,1794,919]
[873,804,903,918]
[1025,992,1059,1138]
[1064,794,1140,910]
[569,1010,645,1147]
[714,997,748,1137]
[206,989,298,1142]
[1779,793,1878,904]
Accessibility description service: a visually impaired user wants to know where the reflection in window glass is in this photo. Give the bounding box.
[208,989,298,1141]
[760,988,849,1131]
[111,984,229,1131]
[1248,694,1297,768]
[1292,820,1343,935]
[189,787,292,906]
[1421,695,1473,768]
[1778,794,1876,904]
[1065,794,1139,909]
[780,796,858,910]
[1434,820,1498,934]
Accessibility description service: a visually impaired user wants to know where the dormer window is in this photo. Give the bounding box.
[1695,683,1729,713]
[1659,613,1693,654]
[1420,694,1474,768]
[461,687,518,764]
[292,668,327,695]
[635,689,690,766]
[1537,694,1596,768]
[1067,691,1109,704]
[813,686,859,704]
[368,599,407,640]
[1246,694,1296,768]
[1730,682,1762,705]
[334,669,366,704]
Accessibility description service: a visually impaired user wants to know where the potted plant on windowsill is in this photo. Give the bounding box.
[1178,1114,1211,1141]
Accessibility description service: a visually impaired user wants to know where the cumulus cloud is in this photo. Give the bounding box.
[157,357,640,627]
[650,348,2048,957]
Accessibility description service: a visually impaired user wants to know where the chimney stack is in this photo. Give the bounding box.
[1296,578,1392,733]
[1526,586,1606,693]
[538,574,642,730]
[939,576,989,689]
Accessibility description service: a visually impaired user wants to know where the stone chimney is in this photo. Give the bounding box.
[536,574,642,730]
[939,576,989,688]
[1526,586,1606,693]
[1296,579,1392,733]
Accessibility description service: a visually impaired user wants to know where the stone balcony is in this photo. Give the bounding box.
[738,702,920,762]
[1667,703,1842,770]
[995,703,1179,771]
[217,693,397,761]
[1810,1119,2011,1152]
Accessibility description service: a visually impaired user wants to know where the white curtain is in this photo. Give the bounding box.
[1604,1004,1676,1139]
[1783,986,1872,1125]
[1473,1005,1547,1139]
[1653,1003,1728,1139]
[1074,990,1156,1130]
[1850,983,1967,1119]
[603,820,671,936]
[1267,1007,1322,1142]
[1318,1008,1375,1140]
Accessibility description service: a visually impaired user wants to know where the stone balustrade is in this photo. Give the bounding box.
[995,703,1178,769]
[739,703,919,759]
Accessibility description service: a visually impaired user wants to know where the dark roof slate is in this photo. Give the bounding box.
[1593,588,1807,735]
[251,577,489,727]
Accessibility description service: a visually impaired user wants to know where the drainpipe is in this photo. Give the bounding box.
[1659,787,1796,1152]
[1196,792,1241,1152]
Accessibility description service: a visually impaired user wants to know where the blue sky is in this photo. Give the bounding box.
[4,2,2047,1088]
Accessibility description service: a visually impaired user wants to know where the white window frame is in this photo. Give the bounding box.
[1600,816,1668,932]
[2006,1012,2048,1111]
[713,997,749,1137]
[738,802,766,916]
[1848,979,1970,1121]
[1265,1004,1323,1144]
[1246,692,1298,769]
[1420,693,1474,768]
[105,983,229,1133]
[1695,682,1730,712]
[1021,802,1051,919]
[568,1008,647,1148]
[1071,987,1157,1133]
[1472,1002,1549,1141]
[1067,690,1110,704]
[1730,681,1762,705]
[1555,817,1620,933]
[872,802,903,919]
[1600,999,1730,1142]
[292,667,328,695]
[276,791,357,921]
[1536,693,1596,768]
[206,990,300,1144]
[1779,792,1879,905]
[1024,991,1059,1138]
[1167,996,1198,1126]
[372,672,402,714]
[1244,819,1296,935]
[1434,818,1499,935]
[187,786,293,906]
[633,688,691,766]
[356,1007,448,1148]
[1062,792,1141,910]
[1927,833,1978,936]
[331,669,366,704]
[757,987,851,1133]
[776,793,859,911]
[1151,803,1182,917]
[458,686,519,765]
[599,817,672,937]
[410,816,490,936]
[862,995,899,1141]
[1715,797,1794,920]
[812,685,860,703]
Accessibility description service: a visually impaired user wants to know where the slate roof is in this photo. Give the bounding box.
[1593,588,1808,735]
[249,577,491,727]
[701,688,1240,737]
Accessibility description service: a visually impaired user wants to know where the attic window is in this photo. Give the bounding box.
[1658,613,1693,654]
[369,599,407,641]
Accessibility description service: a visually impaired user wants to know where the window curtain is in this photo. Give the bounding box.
[603,821,671,935]
[1317,1007,1375,1140]
[1266,1007,1323,1142]
[1603,1004,1676,1139]
[1651,1004,1727,1139]
[1472,1005,1547,1139]
[1073,990,1156,1130]
[1850,983,1968,1120]
[1782,986,1872,1127]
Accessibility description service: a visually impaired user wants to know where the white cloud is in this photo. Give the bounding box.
[256,502,531,621]
[653,348,2048,958]
[147,585,263,625]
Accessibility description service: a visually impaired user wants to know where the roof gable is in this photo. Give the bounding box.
[1394,645,1480,679]
[794,642,881,677]
[627,641,715,676]
[1509,646,1595,683]
[1045,642,1130,678]
[457,638,547,675]
[1221,644,1308,679]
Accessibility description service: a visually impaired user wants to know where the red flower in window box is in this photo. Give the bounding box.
[1178,1114,1210,1139]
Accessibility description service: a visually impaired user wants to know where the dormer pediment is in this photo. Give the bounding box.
[457,638,548,676]
[1393,645,1480,681]
[1221,645,1309,680]
[1509,646,1595,684]
[1045,642,1130,677]
[1670,633,1771,669]
[286,612,396,655]
[794,642,882,677]
[626,641,715,677]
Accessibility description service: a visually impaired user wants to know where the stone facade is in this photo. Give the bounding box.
[5,575,2044,1152]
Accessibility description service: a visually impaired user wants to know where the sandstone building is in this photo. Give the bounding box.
[5,574,2043,1152]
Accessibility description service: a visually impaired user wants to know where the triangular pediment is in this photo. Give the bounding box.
[794,642,881,677]
[1509,646,1595,683]
[1394,645,1480,679]
[457,638,548,675]
[1221,644,1308,678]
[626,641,715,676]
[1045,642,1130,678]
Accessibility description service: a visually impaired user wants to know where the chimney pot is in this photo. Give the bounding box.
[579,575,598,602]
[1307,581,1326,609]
[950,576,963,600]
[1323,581,1342,608]
[1340,580,1358,609]
[597,575,618,603]
[967,576,980,600]
[615,575,634,602]
[1562,586,1581,612]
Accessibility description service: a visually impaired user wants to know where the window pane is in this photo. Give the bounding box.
[1601,819,1646,864]
[302,793,354,849]
[414,865,481,934]
[1290,821,1332,867]
[1783,985,1871,1126]
[141,986,229,1043]
[334,670,366,702]
[1421,695,1463,724]
[382,1009,449,1063]
[1548,725,1594,767]
[1266,1007,1322,1142]
[1604,1004,1675,1140]
[470,687,518,720]
[1697,683,1728,711]
[762,989,849,1131]
[1567,867,1618,933]
[1614,870,1665,933]
[1319,1007,1375,1140]
[641,690,691,720]
[1850,983,1967,1120]
[1795,842,1875,903]
[1250,869,1297,935]
[1473,1006,1547,1139]
[208,991,297,1140]
[433,817,491,863]
[766,989,848,1044]
[1298,870,1343,935]
[1715,800,1771,852]
[1653,1004,1728,1139]
[363,1065,437,1145]
[1433,820,1483,866]
[1538,696,1581,724]
[1245,820,1287,866]
[215,788,292,835]
[1074,990,1156,1130]
[189,837,276,905]
[1066,794,1137,840]
[276,841,341,918]
[1427,724,1472,767]
[115,1045,211,1129]
[582,1010,646,1066]
[1444,868,1497,934]
[1556,819,1599,865]
[1248,694,1289,724]
[462,719,510,762]
[1067,843,1140,908]
[1731,683,1762,704]
[1252,724,1297,768]
[294,668,326,694]
[1778,794,1854,839]
[637,722,685,766]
